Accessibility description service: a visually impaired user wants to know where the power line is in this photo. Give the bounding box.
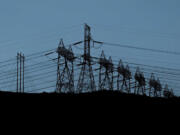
[91,56,180,73]
[0,57,81,81]
[102,42,180,56]
[110,54,180,67]
[1,55,180,85]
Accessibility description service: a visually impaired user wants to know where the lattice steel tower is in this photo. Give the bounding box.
[149,73,162,97]
[56,39,75,93]
[77,24,96,93]
[134,67,146,95]
[99,51,114,91]
[117,60,132,93]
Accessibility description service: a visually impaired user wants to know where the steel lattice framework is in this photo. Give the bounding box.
[77,24,96,93]
[163,84,174,98]
[98,51,114,91]
[149,73,162,97]
[134,67,146,95]
[117,60,132,93]
[56,39,75,93]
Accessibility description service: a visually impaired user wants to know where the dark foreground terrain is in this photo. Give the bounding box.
[0,90,179,105]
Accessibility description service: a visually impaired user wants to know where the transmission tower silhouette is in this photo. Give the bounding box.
[117,60,132,93]
[77,24,96,93]
[98,51,114,91]
[134,67,146,95]
[56,39,75,93]
[149,73,162,97]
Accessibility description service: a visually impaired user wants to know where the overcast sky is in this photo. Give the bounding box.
[0,0,180,93]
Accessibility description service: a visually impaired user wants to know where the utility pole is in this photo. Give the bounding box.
[16,52,25,93]
[77,24,96,93]
[23,54,25,93]
[17,53,19,93]
[20,53,22,92]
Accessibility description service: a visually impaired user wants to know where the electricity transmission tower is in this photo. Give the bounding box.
[77,24,96,93]
[56,39,75,93]
[149,73,162,97]
[134,67,146,95]
[99,51,114,91]
[16,52,25,93]
[117,60,132,93]
[163,84,174,98]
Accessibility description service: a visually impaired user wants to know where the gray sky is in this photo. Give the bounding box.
[0,0,180,94]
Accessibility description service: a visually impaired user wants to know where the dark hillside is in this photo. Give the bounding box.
[0,90,179,105]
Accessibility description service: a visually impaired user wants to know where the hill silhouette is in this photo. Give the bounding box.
[0,90,179,105]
